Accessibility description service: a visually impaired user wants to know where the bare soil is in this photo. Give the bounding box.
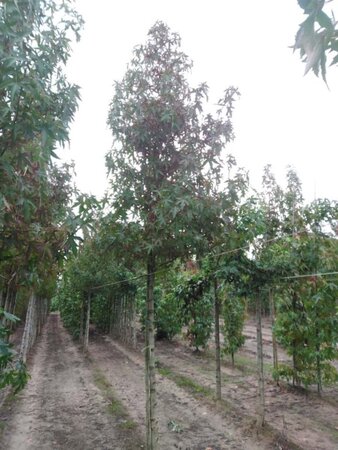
[0,313,140,450]
[152,317,338,450]
[1,313,337,450]
[89,333,271,450]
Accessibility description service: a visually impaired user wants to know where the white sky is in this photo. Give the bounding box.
[59,0,338,203]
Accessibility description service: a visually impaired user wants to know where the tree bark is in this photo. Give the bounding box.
[84,293,91,353]
[79,298,84,343]
[9,292,18,332]
[214,278,222,402]
[256,292,265,429]
[131,295,137,348]
[145,252,157,450]
[316,333,322,395]
[269,289,279,383]
[0,290,3,309]
[291,291,298,386]
[20,292,35,363]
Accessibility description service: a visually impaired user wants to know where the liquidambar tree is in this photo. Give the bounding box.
[107,22,238,449]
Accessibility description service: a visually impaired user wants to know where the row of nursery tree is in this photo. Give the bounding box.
[55,22,338,449]
[1,2,337,449]
[0,0,88,392]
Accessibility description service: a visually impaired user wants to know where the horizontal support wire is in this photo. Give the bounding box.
[90,229,337,291]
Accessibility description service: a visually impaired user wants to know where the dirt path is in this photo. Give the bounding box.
[0,313,134,450]
[2,313,337,450]
[151,320,338,450]
[89,333,271,450]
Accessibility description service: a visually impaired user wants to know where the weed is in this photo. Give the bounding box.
[158,366,172,377]
[167,419,183,433]
[92,366,138,432]
[108,399,126,417]
[119,419,137,430]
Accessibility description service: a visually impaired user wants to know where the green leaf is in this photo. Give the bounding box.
[316,11,334,31]
[3,311,20,323]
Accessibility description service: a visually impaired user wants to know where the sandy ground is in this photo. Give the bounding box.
[0,313,135,450]
[153,317,338,450]
[0,313,272,450]
[89,333,271,450]
[1,313,337,450]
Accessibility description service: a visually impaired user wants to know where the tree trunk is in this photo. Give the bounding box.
[131,295,137,348]
[20,293,35,363]
[84,293,91,353]
[109,297,113,335]
[9,292,18,332]
[145,252,157,450]
[316,333,322,395]
[3,288,11,317]
[36,296,41,337]
[256,292,265,429]
[269,289,279,383]
[79,298,84,343]
[292,291,298,386]
[214,278,222,402]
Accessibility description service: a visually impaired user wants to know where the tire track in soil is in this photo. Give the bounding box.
[89,334,269,450]
[0,313,130,450]
[154,338,338,450]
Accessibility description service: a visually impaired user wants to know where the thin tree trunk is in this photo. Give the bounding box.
[112,296,117,338]
[84,293,91,353]
[269,289,279,383]
[123,294,127,343]
[145,252,157,450]
[79,298,84,343]
[20,293,35,363]
[2,272,16,320]
[29,294,37,349]
[214,278,222,402]
[291,291,300,386]
[256,292,265,429]
[109,297,113,335]
[36,296,41,336]
[131,295,137,348]
[9,292,18,332]
[0,290,3,309]
[316,333,322,395]
[3,288,11,316]
[117,296,121,340]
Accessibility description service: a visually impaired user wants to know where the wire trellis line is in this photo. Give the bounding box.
[89,229,337,291]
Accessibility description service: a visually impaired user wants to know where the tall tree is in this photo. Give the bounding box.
[106,22,238,449]
[0,0,83,371]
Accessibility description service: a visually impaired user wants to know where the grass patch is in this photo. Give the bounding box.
[157,361,304,450]
[119,419,137,430]
[174,374,210,396]
[92,367,138,433]
[158,362,213,399]
[93,369,111,391]
[108,398,127,417]
[158,366,172,377]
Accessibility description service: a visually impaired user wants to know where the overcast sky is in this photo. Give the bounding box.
[59,0,338,203]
